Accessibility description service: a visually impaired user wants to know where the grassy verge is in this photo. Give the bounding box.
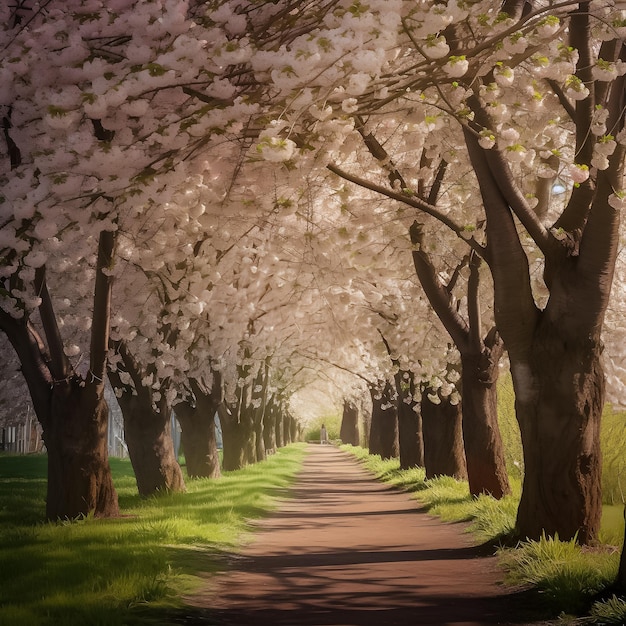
[340,444,626,624]
[0,444,306,626]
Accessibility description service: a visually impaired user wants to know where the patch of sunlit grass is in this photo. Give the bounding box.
[0,443,306,625]
[498,534,619,617]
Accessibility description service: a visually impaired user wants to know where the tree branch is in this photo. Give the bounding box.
[89,229,116,387]
[34,266,72,381]
[467,251,483,353]
[410,221,470,352]
[326,163,486,258]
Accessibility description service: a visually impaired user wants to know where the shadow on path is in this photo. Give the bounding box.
[174,446,552,626]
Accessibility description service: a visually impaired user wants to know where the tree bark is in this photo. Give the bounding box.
[107,341,185,497]
[218,404,249,471]
[122,392,185,496]
[242,407,257,465]
[275,405,285,448]
[289,414,298,442]
[368,383,399,459]
[395,371,424,469]
[263,398,278,454]
[460,349,511,498]
[44,380,119,519]
[512,321,604,543]
[174,399,221,479]
[340,399,360,446]
[282,413,292,444]
[421,389,467,481]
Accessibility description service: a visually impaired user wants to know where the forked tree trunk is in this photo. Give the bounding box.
[395,371,424,469]
[340,400,360,446]
[369,384,399,459]
[115,386,185,496]
[460,352,511,498]
[421,389,467,481]
[0,232,119,520]
[174,399,221,479]
[43,381,119,519]
[512,324,604,543]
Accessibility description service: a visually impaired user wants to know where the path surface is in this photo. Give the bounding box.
[185,445,547,626]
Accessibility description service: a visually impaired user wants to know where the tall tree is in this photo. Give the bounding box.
[0,233,119,519]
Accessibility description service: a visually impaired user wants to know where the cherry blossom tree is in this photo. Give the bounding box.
[246,0,626,544]
[0,0,259,517]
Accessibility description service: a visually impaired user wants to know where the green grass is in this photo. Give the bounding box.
[0,444,306,626]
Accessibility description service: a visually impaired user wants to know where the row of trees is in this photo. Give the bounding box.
[2,0,626,586]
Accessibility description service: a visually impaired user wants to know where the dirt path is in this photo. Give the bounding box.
[184,445,548,626]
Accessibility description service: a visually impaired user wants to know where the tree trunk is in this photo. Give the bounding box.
[395,371,424,469]
[254,414,266,462]
[397,400,424,470]
[460,352,511,498]
[116,387,185,496]
[340,400,360,446]
[219,405,248,471]
[243,409,257,465]
[362,404,371,448]
[421,389,467,481]
[263,400,278,454]
[369,383,399,459]
[174,399,221,479]
[43,380,119,519]
[289,414,298,442]
[512,322,603,543]
[275,406,284,448]
[282,414,291,444]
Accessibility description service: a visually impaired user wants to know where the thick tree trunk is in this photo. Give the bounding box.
[340,400,360,446]
[44,381,119,519]
[421,389,467,481]
[395,371,424,469]
[369,384,399,459]
[219,405,249,471]
[174,399,221,479]
[512,324,603,543]
[117,389,185,497]
[460,353,511,498]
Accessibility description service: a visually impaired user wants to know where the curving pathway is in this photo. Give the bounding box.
[184,445,549,626]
